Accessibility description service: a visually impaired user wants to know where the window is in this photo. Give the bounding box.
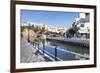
[80,24,84,27]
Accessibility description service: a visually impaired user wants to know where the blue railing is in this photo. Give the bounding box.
[30,41,89,61]
[30,41,62,61]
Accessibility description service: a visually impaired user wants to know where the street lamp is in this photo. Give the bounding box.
[28,23,30,42]
[42,35,46,55]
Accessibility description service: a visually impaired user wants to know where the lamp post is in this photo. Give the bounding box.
[42,35,46,55]
[28,23,30,42]
[41,24,46,55]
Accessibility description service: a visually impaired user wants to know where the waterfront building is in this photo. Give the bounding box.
[73,13,90,38]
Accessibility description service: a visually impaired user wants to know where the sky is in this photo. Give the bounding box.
[21,10,79,28]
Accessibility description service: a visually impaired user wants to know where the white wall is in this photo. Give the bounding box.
[0,0,100,73]
[80,13,86,18]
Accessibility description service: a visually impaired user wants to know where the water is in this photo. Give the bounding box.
[34,39,89,61]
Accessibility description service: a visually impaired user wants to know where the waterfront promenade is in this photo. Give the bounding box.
[21,38,45,63]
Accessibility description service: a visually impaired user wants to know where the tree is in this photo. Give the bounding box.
[66,26,80,37]
[42,24,45,33]
[69,26,80,34]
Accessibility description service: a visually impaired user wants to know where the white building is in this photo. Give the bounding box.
[47,26,59,33]
[73,13,90,38]
[21,22,67,35]
[47,25,66,34]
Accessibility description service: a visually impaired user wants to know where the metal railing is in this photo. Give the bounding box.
[29,40,89,61]
[30,41,61,61]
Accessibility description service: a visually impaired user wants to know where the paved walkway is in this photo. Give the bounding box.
[21,38,45,63]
